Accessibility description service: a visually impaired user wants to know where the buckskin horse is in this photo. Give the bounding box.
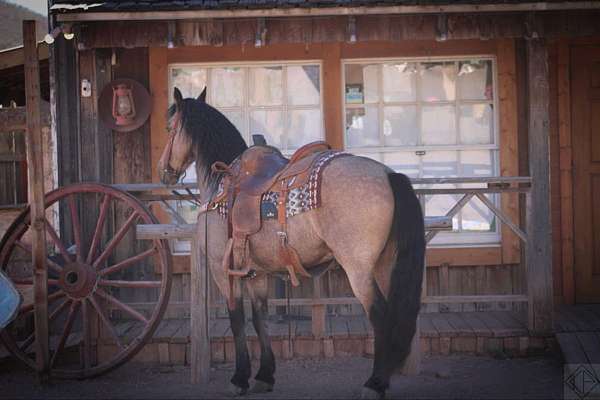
[157,87,425,399]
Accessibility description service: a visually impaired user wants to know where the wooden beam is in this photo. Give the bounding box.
[190,229,210,384]
[23,20,50,379]
[55,2,600,22]
[136,217,453,240]
[526,38,554,335]
[111,294,528,310]
[557,39,575,305]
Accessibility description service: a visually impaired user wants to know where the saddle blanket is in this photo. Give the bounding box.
[213,150,349,219]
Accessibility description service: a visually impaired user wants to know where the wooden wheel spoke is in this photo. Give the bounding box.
[49,298,72,322]
[89,295,124,349]
[99,247,158,277]
[81,299,92,369]
[45,219,72,265]
[19,333,35,353]
[20,299,73,353]
[15,240,62,273]
[68,194,84,262]
[12,278,59,286]
[19,290,65,315]
[98,279,161,289]
[96,288,148,324]
[86,194,111,264]
[92,211,139,269]
[50,300,81,368]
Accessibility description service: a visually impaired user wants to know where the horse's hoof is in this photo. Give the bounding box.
[360,387,384,400]
[229,383,248,397]
[250,380,274,393]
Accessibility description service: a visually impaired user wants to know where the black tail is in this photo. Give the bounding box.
[369,173,425,380]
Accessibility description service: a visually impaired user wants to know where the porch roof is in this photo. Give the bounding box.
[49,0,596,14]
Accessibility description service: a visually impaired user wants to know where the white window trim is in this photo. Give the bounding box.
[168,60,324,154]
[341,55,501,247]
[168,60,325,254]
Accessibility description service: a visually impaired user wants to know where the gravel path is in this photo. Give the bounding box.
[0,354,563,399]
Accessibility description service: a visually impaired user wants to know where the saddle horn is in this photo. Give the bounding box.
[252,134,267,146]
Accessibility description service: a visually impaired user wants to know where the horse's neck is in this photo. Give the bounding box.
[195,164,220,202]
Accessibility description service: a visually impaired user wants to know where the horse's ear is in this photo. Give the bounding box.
[173,87,183,107]
[197,87,207,103]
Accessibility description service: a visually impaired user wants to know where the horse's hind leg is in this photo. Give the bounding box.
[247,275,276,393]
[341,264,392,399]
[228,279,252,394]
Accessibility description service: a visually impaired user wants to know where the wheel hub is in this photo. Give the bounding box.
[59,262,98,299]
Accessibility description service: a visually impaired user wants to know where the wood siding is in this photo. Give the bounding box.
[144,39,530,316]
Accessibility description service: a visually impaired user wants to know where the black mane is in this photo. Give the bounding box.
[168,98,248,192]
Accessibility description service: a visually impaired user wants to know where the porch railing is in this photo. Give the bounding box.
[125,175,533,383]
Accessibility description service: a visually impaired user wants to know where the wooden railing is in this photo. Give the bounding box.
[119,176,533,383]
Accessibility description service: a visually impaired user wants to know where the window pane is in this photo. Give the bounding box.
[423,183,460,230]
[420,62,456,102]
[288,66,320,106]
[382,63,417,102]
[170,67,207,102]
[344,64,378,104]
[249,66,283,106]
[345,107,379,147]
[421,152,459,228]
[383,106,418,146]
[422,105,456,145]
[287,109,322,149]
[222,110,245,137]
[460,104,493,145]
[462,195,495,232]
[250,110,284,148]
[352,152,382,163]
[382,151,420,177]
[458,60,493,101]
[422,151,458,178]
[211,67,243,107]
[460,150,494,177]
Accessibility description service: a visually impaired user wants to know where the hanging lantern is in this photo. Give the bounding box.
[112,83,137,126]
[99,79,152,133]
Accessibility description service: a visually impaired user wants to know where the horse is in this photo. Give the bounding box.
[157,87,425,399]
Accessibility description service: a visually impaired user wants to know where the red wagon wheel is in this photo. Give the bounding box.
[0,183,172,379]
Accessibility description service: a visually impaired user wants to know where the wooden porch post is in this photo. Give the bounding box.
[23,20,50,379]
[190,231,210,384]
[525,38,554,335]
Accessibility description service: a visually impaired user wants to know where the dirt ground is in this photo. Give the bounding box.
[0,354,563,399]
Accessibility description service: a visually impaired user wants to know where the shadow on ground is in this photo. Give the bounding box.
[0,354,563,399]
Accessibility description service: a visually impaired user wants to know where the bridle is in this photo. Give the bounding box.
[161,111,192,182]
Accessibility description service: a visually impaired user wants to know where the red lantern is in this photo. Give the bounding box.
[112,83,137,126]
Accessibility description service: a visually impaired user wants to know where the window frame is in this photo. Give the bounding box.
[168,60,325,155]
[341,55,501,247]
[167,60,326,254]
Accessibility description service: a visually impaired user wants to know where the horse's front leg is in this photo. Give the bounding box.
[228,279,252,395]
[247,275,275,393]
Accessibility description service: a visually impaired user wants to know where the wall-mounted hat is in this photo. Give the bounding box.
[98,78,152,133]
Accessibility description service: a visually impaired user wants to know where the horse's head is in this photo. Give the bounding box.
[157,87,207,185]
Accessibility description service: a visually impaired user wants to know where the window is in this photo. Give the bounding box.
[343,58,499,246]
[0,130,27,208]
[168,61,324,252]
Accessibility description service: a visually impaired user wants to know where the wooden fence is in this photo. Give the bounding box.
[125,175,534,383]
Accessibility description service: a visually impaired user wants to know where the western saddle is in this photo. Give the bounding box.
[211,141,332,308]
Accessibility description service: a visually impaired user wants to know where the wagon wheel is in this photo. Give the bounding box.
[0,183,172,379]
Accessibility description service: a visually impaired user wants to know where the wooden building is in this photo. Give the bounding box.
[37,0,600,363]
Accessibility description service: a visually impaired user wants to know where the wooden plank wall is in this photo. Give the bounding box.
[76,11,600,50]
[110,48,156,306]
[148,38,529,317]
